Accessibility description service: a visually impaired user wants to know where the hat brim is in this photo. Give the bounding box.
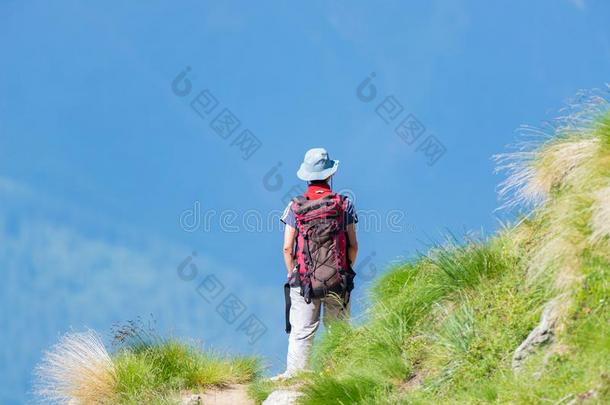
[297,159,340,181]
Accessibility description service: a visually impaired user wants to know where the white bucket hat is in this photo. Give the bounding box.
[296,148,340,181]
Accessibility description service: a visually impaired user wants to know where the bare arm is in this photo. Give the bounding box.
[347,223,358,267]
[283,224,297,274]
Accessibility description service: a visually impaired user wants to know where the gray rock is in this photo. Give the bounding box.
[512,299,560,372]
[566,389,598,404]
[263,389,303,405]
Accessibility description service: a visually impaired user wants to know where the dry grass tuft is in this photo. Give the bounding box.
[35,330,117,404]
[495,137,599,210]
[528,229,583,293]
[495,89,610,329]
[589,185,610,246]
[495,88,609,210]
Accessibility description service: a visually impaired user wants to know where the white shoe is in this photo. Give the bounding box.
[269,371,294,381]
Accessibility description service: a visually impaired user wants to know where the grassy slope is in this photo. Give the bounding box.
[277,104,610,403]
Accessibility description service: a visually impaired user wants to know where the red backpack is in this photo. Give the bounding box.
[292,193,355,303]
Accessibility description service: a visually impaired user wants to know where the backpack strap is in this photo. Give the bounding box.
[335,192,347,209]
[284,282,292,334]
[293,195,308,204]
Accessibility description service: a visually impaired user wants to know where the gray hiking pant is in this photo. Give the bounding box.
[286,286,350,374]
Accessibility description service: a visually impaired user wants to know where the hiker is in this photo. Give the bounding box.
[273,147,358,380]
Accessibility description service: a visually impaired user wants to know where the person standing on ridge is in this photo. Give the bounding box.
[273,147,358,380]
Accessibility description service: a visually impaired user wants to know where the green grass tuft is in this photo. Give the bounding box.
[113,339,260,404]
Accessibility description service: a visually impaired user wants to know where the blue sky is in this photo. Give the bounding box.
[1,0,609,403]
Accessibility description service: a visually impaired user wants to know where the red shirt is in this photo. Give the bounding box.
[304,182,332,200]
